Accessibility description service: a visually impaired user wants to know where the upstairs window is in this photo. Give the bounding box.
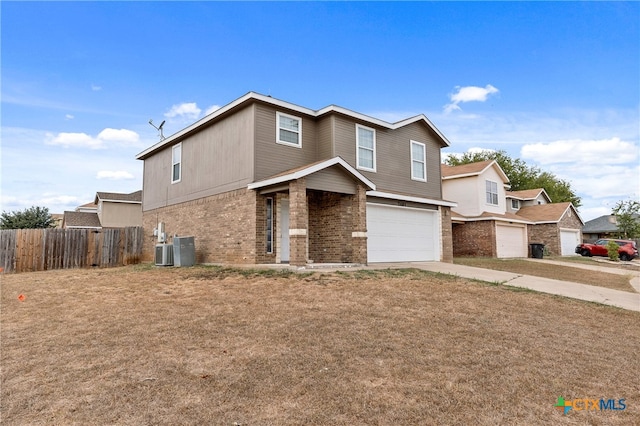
[172,143,182,183]
[511,199,520,209]
[356,124,376,172]
[276,112,302,147]
[486,180,498,205]
[410,140,427,181]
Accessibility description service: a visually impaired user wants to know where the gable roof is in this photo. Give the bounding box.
[62,211,102,228]
[516,202,584,225]
[75,201,97,212]
[441,160,510,183]
[136,92,450,160]
[582,214,639,233]
[506,188,552,203]
[248,157,376,191]
[95,190,142,204]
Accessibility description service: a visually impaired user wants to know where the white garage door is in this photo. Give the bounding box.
[366,203,439,262]
[560,229,581,256]
[495,224,527,258]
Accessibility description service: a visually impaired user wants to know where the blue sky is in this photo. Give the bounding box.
[2,1,639,221]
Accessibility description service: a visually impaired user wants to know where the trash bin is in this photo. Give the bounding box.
[530,243,545,259]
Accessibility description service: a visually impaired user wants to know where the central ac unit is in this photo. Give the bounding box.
[155,244,174,266]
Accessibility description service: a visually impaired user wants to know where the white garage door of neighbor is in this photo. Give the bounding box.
[366,203,439,262]
[560,229,581,256]
[496,224,527,258]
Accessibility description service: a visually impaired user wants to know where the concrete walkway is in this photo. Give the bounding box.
[370,260,640,312]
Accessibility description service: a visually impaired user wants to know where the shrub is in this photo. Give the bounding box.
[606,240,619,261]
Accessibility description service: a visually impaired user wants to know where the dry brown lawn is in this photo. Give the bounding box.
[454,257,637,293]
[2,265,639,425]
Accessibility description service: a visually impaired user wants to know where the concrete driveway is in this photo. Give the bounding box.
[368,259,640,312]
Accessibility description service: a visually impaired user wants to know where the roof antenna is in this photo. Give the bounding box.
[148,119,166,141]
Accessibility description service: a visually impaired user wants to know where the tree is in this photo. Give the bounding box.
[444,149,581,207]
[612,199,640,239]
[0,206,56,229]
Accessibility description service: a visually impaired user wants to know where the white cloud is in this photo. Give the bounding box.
[444,84,499,113]
[521,137,638,165]
[65,114,74,120]
[205,104,221,116]
[45,128,141,149]
[520,137,639,208]
[1,193,82,214]
[164,102,201,120]
[96,170,135,180]
[45,132,103,149]
[91,84,102,91]
[97,128,140,144]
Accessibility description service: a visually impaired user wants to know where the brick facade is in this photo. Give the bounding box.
[452,211,583,258]
[351,183,368,264]
[308,191,351,263]
[527,211,583,256]
[288,178,308,266]
[527,223,559,255]
[143,181,447,265]
[440,206,453,263]
[306,182,368,264]
[142,188,258,264]
[452,220,496,257]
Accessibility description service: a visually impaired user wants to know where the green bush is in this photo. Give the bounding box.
[606,240,619,261]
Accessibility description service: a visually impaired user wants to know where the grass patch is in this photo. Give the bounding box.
[184,264,313,280]
[2,266,639,424]
[547,255,640,271]
[454,257,636,292]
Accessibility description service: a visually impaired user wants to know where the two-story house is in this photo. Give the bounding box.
[136,92,456,266]
[441,160,583,257]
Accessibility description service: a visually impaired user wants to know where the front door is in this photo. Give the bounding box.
[280,199,290,262]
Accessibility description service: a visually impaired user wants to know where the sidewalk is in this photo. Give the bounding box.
[371,261,640,312]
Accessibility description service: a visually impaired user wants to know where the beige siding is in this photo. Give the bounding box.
[306,166,357,194]
[333,115,358,166]
[99,202,142,227]
[254,103,318,180]
[142,105,255,211]
[333,116,443,199]
[317,115,334,160]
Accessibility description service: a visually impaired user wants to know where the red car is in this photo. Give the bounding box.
[575,239,638,261]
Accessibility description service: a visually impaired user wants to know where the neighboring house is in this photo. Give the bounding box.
[62,211,102,229]
[62,191,142,229]
[582,214,640,242]
[95,191,143,228]
[441,160,583,257]
[135,92,456,266]
[505,188,551,213]
[517,202,583,256]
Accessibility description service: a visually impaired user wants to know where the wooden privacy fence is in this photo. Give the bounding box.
[0,227,143,273]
